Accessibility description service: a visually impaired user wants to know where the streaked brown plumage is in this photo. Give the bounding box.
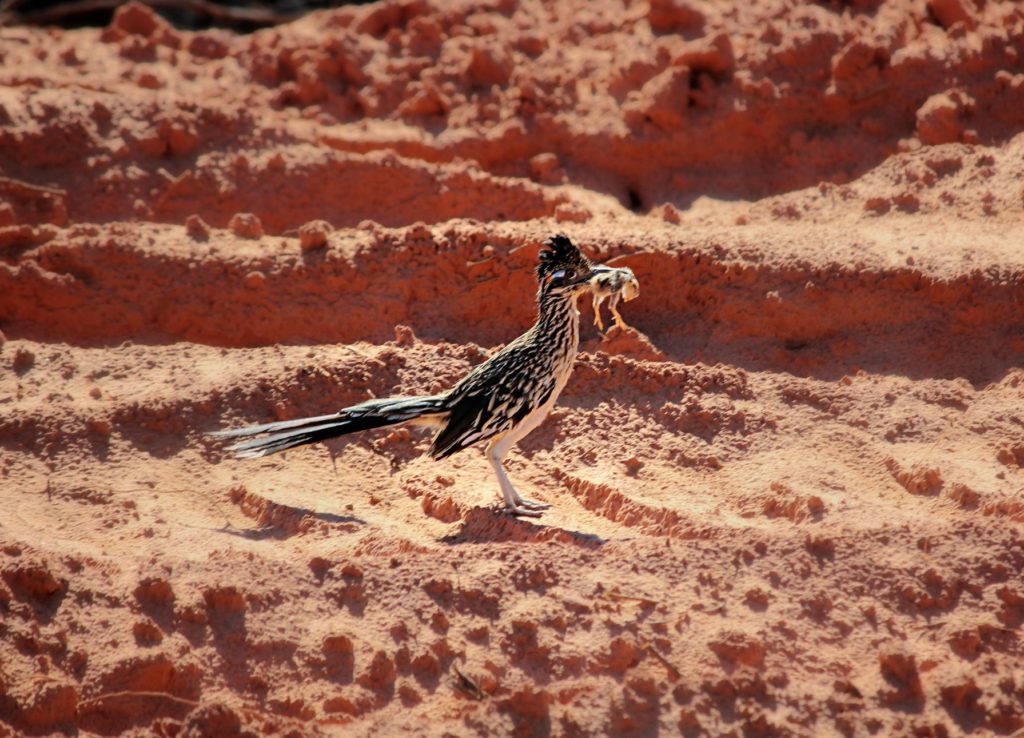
[210,234,618,517]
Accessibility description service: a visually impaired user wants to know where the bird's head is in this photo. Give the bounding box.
[536,234,597,297]
[619,268,640,301]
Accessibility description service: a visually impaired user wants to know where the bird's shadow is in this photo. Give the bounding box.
[441,506,606,548]
[214,511,366,540]
[204,487,368,536]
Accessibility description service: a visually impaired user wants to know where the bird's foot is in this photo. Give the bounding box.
[514,496,551,511]
[503,504,545,518]
[610,308,631,332]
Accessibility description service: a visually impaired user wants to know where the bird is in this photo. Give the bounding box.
[590,265,639,332]
[210,234,614,517]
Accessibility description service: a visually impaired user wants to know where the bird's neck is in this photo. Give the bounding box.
[535,290,580,349]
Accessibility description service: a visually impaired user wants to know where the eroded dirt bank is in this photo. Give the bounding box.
[1,1,1023,736]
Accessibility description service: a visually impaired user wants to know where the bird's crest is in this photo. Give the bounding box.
[536,234,592,281]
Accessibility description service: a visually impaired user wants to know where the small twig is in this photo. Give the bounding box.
[0,176,67,198]
[645,644,681,680]
[451,664,484,701]
[78,690,200,710]
[602,590,657,607]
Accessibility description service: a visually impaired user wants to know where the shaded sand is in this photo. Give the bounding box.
[2,1,1023,736]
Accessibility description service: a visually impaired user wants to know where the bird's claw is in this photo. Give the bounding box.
[610,307,631,331]
[516,497,551,510]
[504,505,545,518]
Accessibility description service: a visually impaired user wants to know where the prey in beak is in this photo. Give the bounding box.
[589,266,640,332]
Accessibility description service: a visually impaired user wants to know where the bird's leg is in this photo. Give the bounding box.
[487,440,549,516]
[491,436,551,511]
[592,293,606,332]
[487,451,544,517]
[608,291,630,330]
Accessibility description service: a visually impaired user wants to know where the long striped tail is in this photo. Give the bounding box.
[209,395,448,459]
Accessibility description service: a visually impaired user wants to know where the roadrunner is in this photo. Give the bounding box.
[590,266,639,332]
[211,234,617,517]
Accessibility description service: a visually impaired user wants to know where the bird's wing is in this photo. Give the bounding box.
[429,342,555,459]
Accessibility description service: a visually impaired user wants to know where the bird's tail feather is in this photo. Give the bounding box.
[209,395,447,459]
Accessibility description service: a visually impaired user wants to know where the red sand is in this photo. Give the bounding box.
[1,1,1023,736]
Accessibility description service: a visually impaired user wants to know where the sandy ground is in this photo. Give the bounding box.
[2,1,1024,736]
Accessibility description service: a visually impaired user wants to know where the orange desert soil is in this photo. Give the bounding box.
[1,1,1024,736]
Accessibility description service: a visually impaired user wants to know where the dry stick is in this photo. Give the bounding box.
[0,176,67,198]
[78,690,201,710]
[644,644,681,680]
[602,591,658,607]
[1,0,300,28]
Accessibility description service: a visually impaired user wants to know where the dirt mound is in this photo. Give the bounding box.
[1,1,1023,736]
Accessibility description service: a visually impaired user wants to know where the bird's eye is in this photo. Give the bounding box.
[563,269,576,281]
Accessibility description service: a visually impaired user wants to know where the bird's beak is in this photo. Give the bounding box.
[573,266,606,286]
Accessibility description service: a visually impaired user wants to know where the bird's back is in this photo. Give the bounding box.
[431,306,579,459]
